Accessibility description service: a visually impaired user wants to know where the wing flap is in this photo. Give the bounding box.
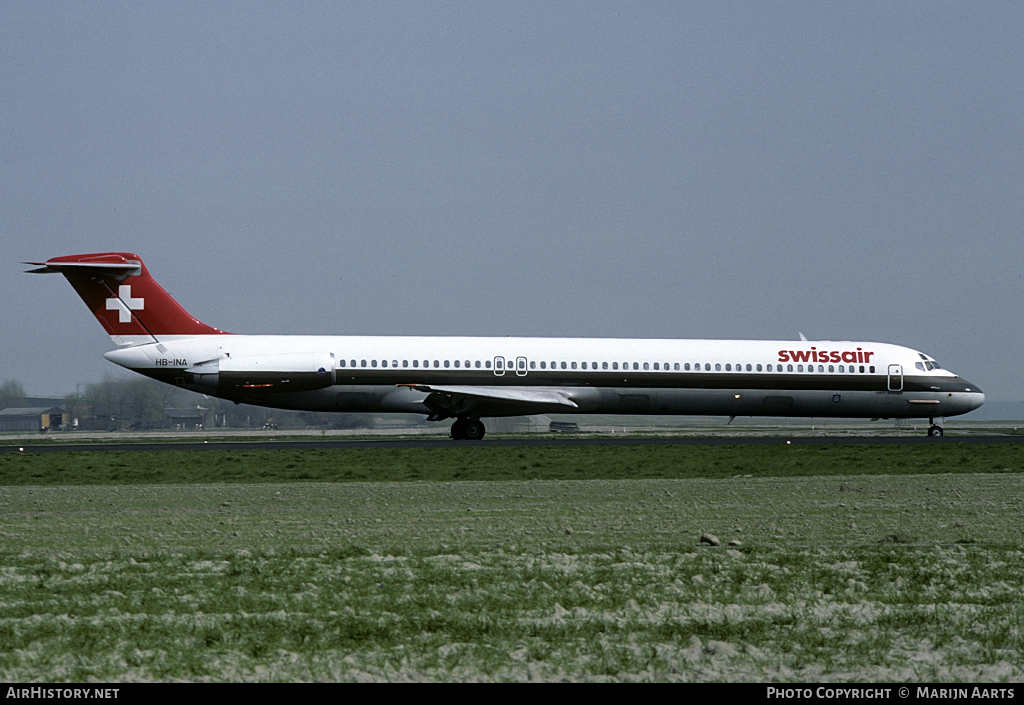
[406,384,578,408]
[402,384,579,418]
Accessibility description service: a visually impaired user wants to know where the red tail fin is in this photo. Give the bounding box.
[26,253,229,344]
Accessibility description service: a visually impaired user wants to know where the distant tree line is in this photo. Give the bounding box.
[0,380,27,412]
[2,377,390,431]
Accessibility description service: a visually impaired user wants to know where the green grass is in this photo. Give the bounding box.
[1,545,1022,681]
[2,443,1023,681]
[2,442,1023,485]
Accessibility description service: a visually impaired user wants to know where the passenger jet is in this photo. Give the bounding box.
[27,253,984,439]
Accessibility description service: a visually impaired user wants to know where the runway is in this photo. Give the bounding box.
[4,433,1023,453]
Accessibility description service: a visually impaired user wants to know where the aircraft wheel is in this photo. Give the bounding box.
[928,425,944,437]
[463,419,486,441]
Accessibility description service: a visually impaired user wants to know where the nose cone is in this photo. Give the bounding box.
[959,379,985,413]
[969,387,985,412]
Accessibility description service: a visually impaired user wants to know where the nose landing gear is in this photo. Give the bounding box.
[928,417,944,437]
[451,417,486,441]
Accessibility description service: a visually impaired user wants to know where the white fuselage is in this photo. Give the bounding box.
[104,334,985,421]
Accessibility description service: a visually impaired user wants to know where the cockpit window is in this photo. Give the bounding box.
[916,353,942,371]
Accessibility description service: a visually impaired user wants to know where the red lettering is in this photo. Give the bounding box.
[778,348,876,365]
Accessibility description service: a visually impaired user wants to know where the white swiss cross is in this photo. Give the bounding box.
[106,285,145,324]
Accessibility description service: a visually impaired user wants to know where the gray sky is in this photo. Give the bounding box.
[3,1,1022,402]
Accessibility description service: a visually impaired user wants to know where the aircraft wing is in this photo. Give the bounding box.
[402,384,579,419]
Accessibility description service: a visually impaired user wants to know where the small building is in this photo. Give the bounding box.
[0,407,69,432]
[165,407,206,430]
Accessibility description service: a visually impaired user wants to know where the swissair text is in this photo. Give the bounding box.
[778,347,874,364]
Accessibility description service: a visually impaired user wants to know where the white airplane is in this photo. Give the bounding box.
[27,252,984,439]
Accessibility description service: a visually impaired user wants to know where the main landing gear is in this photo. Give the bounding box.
[450,417,486,441]
[928,417,944,437]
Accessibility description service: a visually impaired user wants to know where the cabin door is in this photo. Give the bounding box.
[515,356,528,377]
[887,364,903,392]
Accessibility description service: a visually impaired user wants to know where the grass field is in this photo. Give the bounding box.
[2,442,1023,681]
[3,441,1023,485]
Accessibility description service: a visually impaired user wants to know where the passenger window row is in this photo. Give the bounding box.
[336,359,876,374]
